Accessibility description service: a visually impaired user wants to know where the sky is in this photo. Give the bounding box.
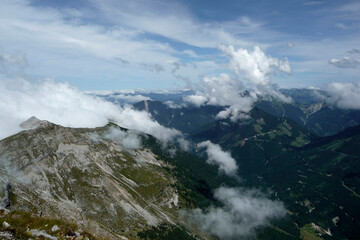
[1,0,360,91]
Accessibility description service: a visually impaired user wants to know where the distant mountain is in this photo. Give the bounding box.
[131,88,360,137]
[133,100,224,134]
[190,108,360,240]
[256,97,360,136]
[280,88,325,105]
[191,107,313,180]
[90,89,194,105]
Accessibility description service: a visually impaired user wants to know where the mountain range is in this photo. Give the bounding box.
[1,88,360,240]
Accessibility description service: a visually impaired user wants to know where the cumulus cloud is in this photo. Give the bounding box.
[325,82,360,110]
[219,45,291,85]
[184,186,286,239]
[163,101,187,109]
[0,77,182,143]
[216,105,252,122]
[183,94,207,107]
[183,46,292,121]
[198,140,238,177]
[184,74,257,120]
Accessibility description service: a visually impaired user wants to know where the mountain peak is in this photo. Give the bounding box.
[19,116,51,129]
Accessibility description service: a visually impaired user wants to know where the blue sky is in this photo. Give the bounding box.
[0,0,360,90]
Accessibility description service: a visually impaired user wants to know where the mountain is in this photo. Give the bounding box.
[256,98,360,137]
[190,108,360,240]
[131,89,360,137]
[90,90,194,106]
[0,117,304,240]
[191,107,313,182]
[0,118,199,239]
[279,88,325,105]
[133,100,224,134]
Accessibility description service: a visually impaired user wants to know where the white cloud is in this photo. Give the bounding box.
[184,187,286,239]
[0,77,182,143]
[219,45,291,85]
[102,127,142,149]
[184,74,256,120]
[198,140,238,177]
[107,94,151,103]
[91,0,255,49]
[216,105,252,122]
[183,94,207,107]
[325,82,360,110]
[183,45,293,121]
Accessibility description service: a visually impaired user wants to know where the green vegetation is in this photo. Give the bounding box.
[137,224,197,240]
[300,224,323,240]
[0,210,97,240]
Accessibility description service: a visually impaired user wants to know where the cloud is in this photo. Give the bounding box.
[102,127,142,149]
[334,23,349,30]
[347,48,360,54]
[198,140,238,177]
[114,57,130,64]
[219,45,291,86]
[140,63,165,73]
[329,57,360,68]
[184,186,286,239]
[325,82,360,110]
[183,94,207,107]
[106,94,151,104]
[0,77,182,144]
[216,105,252,122]
[0,48,28,75]
[184,73,257,121]
[182,50,199,58]
[183,45,293,121]
[91,0,255,49]
[304,1,325,6]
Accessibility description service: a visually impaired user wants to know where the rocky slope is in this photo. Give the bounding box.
[0,117,191,239]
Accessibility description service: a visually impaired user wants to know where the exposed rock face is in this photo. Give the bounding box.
[1,182,11,209]
[19,116,50,130]
[0,118,181,239]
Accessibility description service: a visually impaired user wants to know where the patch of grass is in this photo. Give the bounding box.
[300,224,323,240]
[0,210,98,240]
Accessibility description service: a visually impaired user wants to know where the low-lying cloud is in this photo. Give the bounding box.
[325,82,360,110]
[103,127,142,149]
[0,77,182,144]
[184,186,286,239]
[198,140,238,177]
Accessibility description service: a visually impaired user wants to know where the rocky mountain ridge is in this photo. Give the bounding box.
[0,118,192,239]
